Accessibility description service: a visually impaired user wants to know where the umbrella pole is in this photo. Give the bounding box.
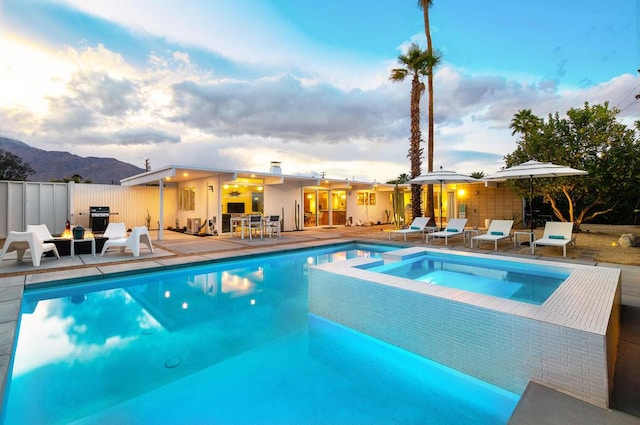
[440,181,444,230]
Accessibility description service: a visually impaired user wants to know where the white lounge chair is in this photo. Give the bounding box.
[100,226,154,257]
[388,217,435,241]
[532,222,576,257]
[0,224,60,266]
[470,220,514,250]
[102,222,128,239]
[426,218,468,245]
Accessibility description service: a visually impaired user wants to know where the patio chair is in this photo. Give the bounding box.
[247,215,263,239]
[102,222,128,239]
[0,224,60,266]
[100,226,154,257]
[531,222,576,257]
[264,215,281,238]
[470,220,514,250]
[388,217,435,241]
[426,218,468,245]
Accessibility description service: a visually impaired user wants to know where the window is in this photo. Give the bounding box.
[179,187,196,211]
[357,192,376,206]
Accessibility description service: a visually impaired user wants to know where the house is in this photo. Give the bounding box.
[0,162,524,239]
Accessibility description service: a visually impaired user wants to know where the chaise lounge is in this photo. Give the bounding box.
[426,218,468,245]
[470,219,514,250]
[531,221,576,257]
[388,217,435,241]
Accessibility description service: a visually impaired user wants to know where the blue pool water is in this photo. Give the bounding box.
[3,243,518,424]
[363,251,570,305]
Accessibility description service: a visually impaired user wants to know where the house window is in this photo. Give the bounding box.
[179,187,196,211]
[357,192,376,206]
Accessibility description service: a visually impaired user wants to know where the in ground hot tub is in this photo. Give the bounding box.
[308,247,621,408]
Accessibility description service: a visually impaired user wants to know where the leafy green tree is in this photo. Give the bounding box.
[0,149,34,180]
[506,102,640,230]
[390,42,440,220]
[470,171,485,179]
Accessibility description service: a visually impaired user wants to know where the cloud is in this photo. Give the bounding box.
[169,75,407,143]
[41,70,141,132]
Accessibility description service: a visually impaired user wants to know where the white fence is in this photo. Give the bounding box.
[0,181,177,238]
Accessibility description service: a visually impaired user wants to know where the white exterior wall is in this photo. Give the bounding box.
[264,182,303,232]
[346,190,394,226]
[174,178,216,231]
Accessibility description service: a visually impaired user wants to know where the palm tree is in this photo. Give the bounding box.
[510,109,542,151]
[418,0,438,224]
[390,43,439,220]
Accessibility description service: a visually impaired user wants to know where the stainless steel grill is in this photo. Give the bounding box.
[89,206,110,233]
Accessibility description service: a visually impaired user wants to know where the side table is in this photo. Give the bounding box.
[463,229,479,244]
[70,238,96,258]
[513,231,534,246]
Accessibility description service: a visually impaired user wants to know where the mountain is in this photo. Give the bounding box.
[0,137,144,184]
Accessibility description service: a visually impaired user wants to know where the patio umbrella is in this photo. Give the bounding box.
[409,168,479,229]
[482,160,588,230]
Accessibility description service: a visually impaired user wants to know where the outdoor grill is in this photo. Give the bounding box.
[89,206,110,233]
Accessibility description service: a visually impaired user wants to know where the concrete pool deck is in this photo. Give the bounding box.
[0,227,639,423]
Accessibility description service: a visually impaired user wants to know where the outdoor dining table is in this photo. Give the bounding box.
[230,216,263,239]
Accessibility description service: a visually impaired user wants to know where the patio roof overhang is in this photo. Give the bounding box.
[120,165,395,190]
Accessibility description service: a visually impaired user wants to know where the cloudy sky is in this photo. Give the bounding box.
[1,0,638,182]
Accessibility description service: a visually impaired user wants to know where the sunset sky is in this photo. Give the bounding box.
[1,0,638,182]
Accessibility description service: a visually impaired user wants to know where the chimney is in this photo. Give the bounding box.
[270,161,282,174]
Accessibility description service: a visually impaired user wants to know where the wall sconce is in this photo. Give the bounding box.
[474,190,480,195]
[208,185,214,192]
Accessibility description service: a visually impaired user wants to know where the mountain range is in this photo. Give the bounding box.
[0,137,144,184]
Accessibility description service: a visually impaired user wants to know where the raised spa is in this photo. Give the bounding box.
[308,246,621,408]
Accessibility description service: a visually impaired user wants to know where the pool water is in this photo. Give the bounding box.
[365,251,570,304]
[3,243,518,424]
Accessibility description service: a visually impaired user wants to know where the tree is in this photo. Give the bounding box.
[389,42,440,220]
[386,173,411,184]
[509,109,542,151]
[418,0,438,224]
[0,149,34,180]
[51,174,94,183]
[505,102,640,230]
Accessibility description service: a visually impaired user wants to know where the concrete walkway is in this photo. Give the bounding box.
[0,228,639,423]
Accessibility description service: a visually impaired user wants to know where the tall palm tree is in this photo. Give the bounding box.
[418,0,438,224]
[390,42,438,220]
[509,109,542,153]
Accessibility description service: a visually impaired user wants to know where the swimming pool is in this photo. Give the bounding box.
[361,250,570,304]
[2,243,518,425]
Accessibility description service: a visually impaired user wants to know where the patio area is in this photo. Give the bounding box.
[0,225,639,424]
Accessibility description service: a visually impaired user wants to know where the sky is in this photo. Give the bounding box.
[0,0,638,182]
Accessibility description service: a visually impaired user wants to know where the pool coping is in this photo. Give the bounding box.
[319,246,621,335]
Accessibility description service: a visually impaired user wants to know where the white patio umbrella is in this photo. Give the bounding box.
[483,160,588,230]
[409,168,479,229]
